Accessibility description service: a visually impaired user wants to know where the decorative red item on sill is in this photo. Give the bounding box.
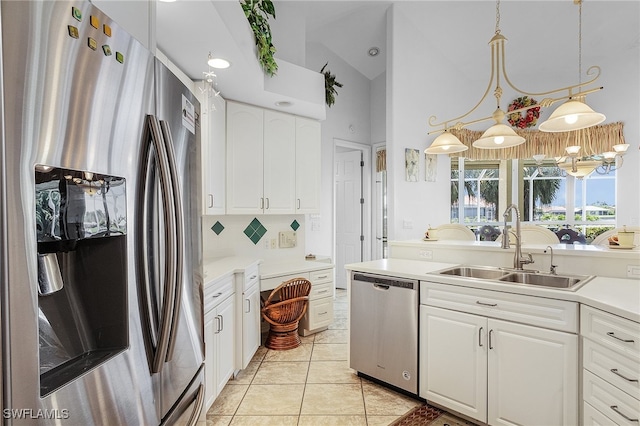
[507,96,541,129]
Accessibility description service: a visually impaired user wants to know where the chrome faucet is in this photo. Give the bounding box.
[544,246,557,275]
[501,204,534,270]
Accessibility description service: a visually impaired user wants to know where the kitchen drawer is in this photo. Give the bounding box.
[583,338,640,400]
[260,272,310,292]
[421,281,578,333]
[583,369,640,425]
[309,281,332,301]
[310,269,332,284]
[581,305,640,361]
[583,401,620,426]
[244,263,260,291]
[204,276,234,314]
[303,297,333,331]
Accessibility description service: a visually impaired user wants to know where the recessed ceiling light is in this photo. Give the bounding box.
[207,57,231,69]
[368,47,380,57]
[275,101,292,107]
[158,0,177,3]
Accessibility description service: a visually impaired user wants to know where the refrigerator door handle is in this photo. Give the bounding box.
[140,115,178,374]
[159,119,184,362]
[186,384,205,426]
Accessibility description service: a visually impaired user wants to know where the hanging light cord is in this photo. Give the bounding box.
[578,0,582,85]
[495,0,501,35]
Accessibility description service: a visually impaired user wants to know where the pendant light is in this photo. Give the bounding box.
[425,129,468,154]
[538,1,605,132]
[427,0,605,147]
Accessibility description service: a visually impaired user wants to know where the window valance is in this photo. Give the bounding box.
[449,122,626,161]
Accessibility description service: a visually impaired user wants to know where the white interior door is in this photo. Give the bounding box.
[335,149,362,289]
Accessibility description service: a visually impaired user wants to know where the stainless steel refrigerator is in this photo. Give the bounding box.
[0,1,204,424]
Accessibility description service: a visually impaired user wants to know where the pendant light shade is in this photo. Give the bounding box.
[557,159,601,179]
[425,131,468,154]
[472,123,525,149]
[538,99,605,132]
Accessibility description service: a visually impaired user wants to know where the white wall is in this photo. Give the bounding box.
[202,215,306,261]
[386,1,640,243]
[371,72,386,145]
[304,42,373,258]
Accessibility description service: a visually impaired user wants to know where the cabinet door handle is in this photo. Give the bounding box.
[610,405,639,422]
[219,314,224,332]
[211,292,222,299]
[260,198,264,209]
[265,198,270,209]
[318,311,328,316]
[249,275,257,280]
[476,301,498,307]
[245,299,251,313]
[611,368,639,382]
[215,315,221,334]
[479,327,484,347]
[318,289,329,294]
[489,329,494,349]
[208,194,214,208]
[297,199,301,209]
[316,275,328,280]
[607,332,635,343]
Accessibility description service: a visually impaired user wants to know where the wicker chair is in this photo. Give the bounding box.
[261,278,312,350]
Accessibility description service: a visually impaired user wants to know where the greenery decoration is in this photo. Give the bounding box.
[241,0,278,77]
[320,62,343,107]
[507,96,541,129]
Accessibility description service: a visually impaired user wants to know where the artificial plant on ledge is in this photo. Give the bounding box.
[241,0,278,77]
[321,62,343,107]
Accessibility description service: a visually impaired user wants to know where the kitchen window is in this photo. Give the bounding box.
[451,158,616,241]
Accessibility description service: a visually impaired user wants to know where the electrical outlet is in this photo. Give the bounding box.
[264,239,270,249]
[419,250,433,259]
[627,265,640,278]
[270,239,277,249]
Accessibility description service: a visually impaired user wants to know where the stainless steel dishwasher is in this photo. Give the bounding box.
[349,272,418,394]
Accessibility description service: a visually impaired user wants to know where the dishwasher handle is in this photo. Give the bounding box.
[352,273,416,290]
[373,283,390,290]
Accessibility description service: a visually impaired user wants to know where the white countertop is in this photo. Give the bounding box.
[391,239,640,259]
[203,256,260,284]
[260,259,334,280]
[345,258,640,323]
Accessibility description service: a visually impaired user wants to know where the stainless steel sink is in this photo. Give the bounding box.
[499,272,594,290]
[439,266,509,280]
[438,266,594,291]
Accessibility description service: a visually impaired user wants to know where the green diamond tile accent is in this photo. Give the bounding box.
[211,221,224,235]
[290,220,300,231]
[243,218,267,245]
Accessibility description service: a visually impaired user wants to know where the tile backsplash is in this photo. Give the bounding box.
[202,215,306,261]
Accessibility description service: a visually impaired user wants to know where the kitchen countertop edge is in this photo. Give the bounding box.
[345,259,640,323]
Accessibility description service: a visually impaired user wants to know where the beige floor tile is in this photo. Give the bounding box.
[252,361,309,384]
[311,343,347,361]
[300,334,316,344]
[251,346,268,362]
[362,382,421,416]
[314,329,348,344]
[366,415,401,426]
[229,415,298,425]
[298,415,368,425]
[328,316,348,330]
[333,310,348,320]
[205,415,233,426]
[231,361,260,385]
[235,384,305,416]
[301,383,365,415]
[208,384,249,416]
[306,361,360,384]
[263,344,313,362]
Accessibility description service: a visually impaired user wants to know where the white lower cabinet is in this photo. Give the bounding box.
[420,282,578,426]
[203,276,236,412]
[241,281,261,368]
[580,305,640,425]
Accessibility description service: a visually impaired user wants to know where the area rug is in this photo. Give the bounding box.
[391,403,477,426]
[390,404,443,425]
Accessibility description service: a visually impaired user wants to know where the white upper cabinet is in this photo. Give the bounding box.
[226,100,321,215]
[226,102,264,214]
[295,117,321,213]
[263,110,296,214]
[202,95,226,215]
